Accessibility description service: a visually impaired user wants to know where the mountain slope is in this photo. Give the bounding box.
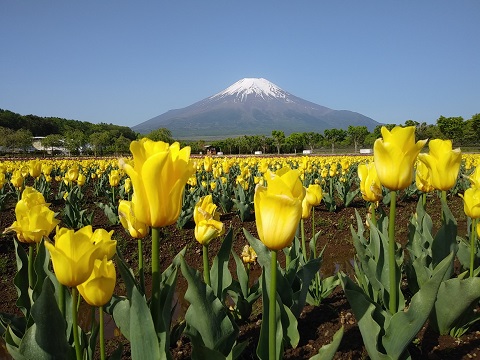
[132,78,379,138]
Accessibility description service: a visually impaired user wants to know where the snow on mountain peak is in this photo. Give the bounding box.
[211,78,288,102]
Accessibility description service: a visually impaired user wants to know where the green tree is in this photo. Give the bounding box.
[271,130,285,154]
[469,113,480,143]
[65,130,87,155]
[235,136,249,154]
[286,132,305,154]
[347,125,369,153]
[41,134,64,154]
[324,128,347,153]
[0,126,15,152]
[89,131,111,156]
[223,138,236,154]
[145,128,174,143]
[436,115,464,144]
[259,135,271,154]
[304,132,322,151]
[10,129,33,152]
[113,135,131,155]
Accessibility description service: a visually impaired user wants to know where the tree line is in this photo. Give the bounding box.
[191,114,480,155]
[0,108,479,155]
[0,109,137,155]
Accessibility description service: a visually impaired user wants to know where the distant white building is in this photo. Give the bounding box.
[32,136,68,154]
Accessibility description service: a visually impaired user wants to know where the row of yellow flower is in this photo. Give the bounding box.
[2,151,480,193]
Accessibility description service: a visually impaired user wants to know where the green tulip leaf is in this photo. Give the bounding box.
[211,228,234,301]
[115,250,140,299]
[383,252,454,359]
[130,286,161,360]
[431,276,480,336]
[339,274,390,360]
[32,240,50,303]
[18,278,71,360]
[290,256,321,318]
[13,239,30,318]
[157,263,179,360]
[431,199,458,268]
[231,250,248,297]
[244,229,292,306]
[180,256,238,358]
[281,300,299,349]
[106,295,131,340]
[310,325,344,360]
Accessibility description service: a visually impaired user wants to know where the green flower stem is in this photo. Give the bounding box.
[58,284,66,318]
[28,245,34,289]
[329,177,333,201]
[301,218,307,261]
[71,287,82,360]
[311,209,321,300]
[369,202,377,228]
[441,190,447,222]
[138,239,145,292]
[203,244,211,286]
[269,250,278,360]
[388,190,397,314]
[99,306,106,360]
[470,218,478,278]
[312,207,316,248]
[151,227,161,332]
[421,192,426,208]
[111,186,115,205]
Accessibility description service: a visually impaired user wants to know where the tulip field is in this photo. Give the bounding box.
[1,127,480,359]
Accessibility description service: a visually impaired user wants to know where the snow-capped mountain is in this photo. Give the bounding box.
[210,78,289,102]
[132,78,379,138]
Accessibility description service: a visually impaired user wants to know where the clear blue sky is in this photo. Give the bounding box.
[1,1,479,128]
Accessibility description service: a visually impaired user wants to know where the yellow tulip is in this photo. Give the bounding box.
[358,162,383,202]
[28,159,42,178]
[77,172,86,186]
[329,165,337,177]
[203,156,213,172]
[124,177,132,193]
[77,256,116,307]
[241,244,257,264]
[90,227,117,260]
[460,187,480,219]
[6,203,59,244]
[15,186,47,212]
[417,139,461,191]
[210,181,217,191]
[119,139,195,227]
[66,165,79,182]
[415,161,435,193]
[0,172,5,190]
[118,200,149,238]
[301,185,323,219]
[305,184,323,206]
[468,166,480,188]
[11,170,24,189]
[254,167,304,251]
[194,195,225,245]
[45,226,103,287]
[374,126,427,191]
[301,196,313,219]
[42,163,53,177]
[109,169,120,187]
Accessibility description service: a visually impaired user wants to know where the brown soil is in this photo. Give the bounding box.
[1,184,479,359]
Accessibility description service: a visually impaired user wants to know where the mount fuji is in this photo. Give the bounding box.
[132,78,379,139]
